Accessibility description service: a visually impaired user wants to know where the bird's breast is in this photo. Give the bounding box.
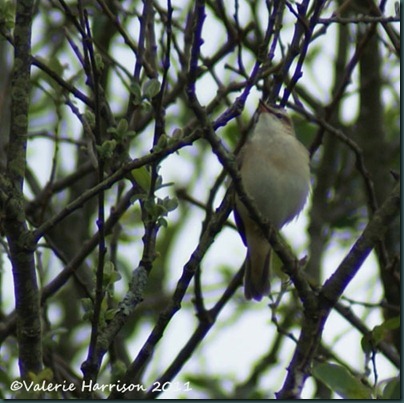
[239,135,310,228]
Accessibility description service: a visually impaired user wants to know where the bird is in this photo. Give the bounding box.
[234,101,310,301]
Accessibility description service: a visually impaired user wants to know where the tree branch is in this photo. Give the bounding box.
[2,0,42,377]
[277,182,400,398]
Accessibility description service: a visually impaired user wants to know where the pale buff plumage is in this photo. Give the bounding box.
[234,102,310,301]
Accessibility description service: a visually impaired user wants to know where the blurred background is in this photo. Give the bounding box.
[0,0,400,399]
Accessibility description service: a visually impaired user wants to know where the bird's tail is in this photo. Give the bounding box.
[244,237,271,301]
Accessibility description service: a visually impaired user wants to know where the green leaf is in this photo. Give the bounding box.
[163,196,178,212]
[382,377,400,399]
[0,1,15,29]
[152,202,166,217]
[143,78,161,99]
[153,133,169,152]
[157,217,168,227]
[312,362,373,399]
[117,118,129,134]
[361,333,373,354]
[131,165,152,191]
[130,82,142,105]
[379,316,400,331]
[102,260,121,287]
[171,128,184,140]
[362,316,400,352]
[105,308,119,320]
[96,139,117,160]
[108,118,136,142]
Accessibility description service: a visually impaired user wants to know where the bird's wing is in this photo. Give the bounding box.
[233,146,248,246]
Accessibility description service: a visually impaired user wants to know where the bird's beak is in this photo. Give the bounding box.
[258,100,279,115]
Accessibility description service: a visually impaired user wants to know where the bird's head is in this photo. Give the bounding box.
[255,101,295,137]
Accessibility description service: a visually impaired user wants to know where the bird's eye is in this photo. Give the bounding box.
[275,113,285,120]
